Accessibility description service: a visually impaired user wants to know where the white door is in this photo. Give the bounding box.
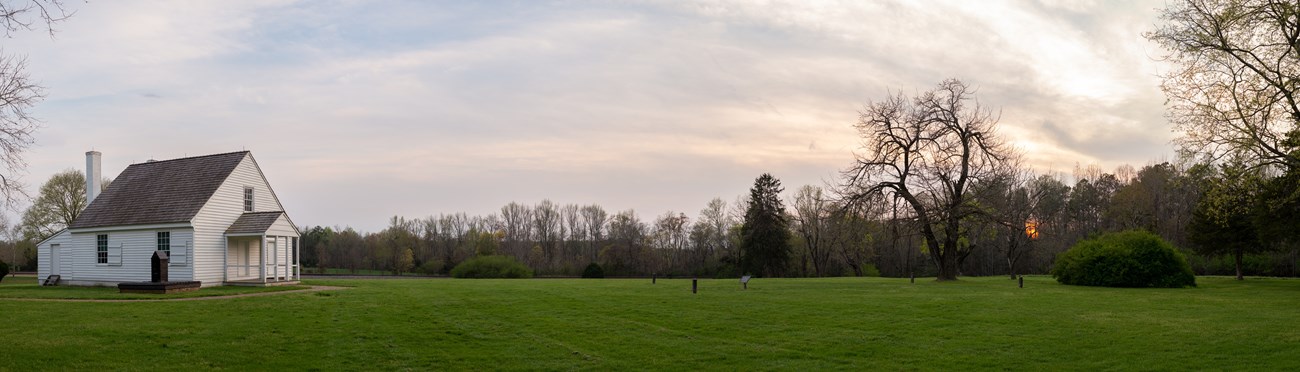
[242,240,252,277]
[49,244,61,276]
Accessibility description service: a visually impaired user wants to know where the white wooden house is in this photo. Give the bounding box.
[36,151,301,287]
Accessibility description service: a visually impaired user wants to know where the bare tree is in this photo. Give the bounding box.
[1146,0,1300,168]
[605,209,646,274]
[650,211,689,274]
[792,185,833,277]
[532,200,560,269]
[840,79,1017,281]
[579,204,607,262]
[695,197,731,271]
[0,1,74,209]
[561,203,583,266]
[828,200,878,277]
[500,202,532,259]
[1,0,72,37]
[972,170,1038,279]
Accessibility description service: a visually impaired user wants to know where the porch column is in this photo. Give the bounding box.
[278,236,285,281]
[294,237,300,281]
[223,236,229,283]
[260,235,266,284]
[276,236,283,282]
[272,236,279,282]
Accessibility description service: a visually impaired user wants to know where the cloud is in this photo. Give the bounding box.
[11,0,1177,231]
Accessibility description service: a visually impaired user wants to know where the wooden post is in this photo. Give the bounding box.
[692,279,697,294]
[652,273,656,284]
[1018,276,1024,288]
[259,235,266,284]
[910,272,915,284]
[271,237,278,282]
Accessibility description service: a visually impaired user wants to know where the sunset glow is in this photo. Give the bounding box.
[6,1,1175,232]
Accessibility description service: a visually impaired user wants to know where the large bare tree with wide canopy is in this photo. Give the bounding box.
[839,79,1017,281]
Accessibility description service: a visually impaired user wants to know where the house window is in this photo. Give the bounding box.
[157,232,171,253]
[244,187,254,212]
[96,234,108,264]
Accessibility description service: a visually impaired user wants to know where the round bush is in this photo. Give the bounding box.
[581,262,604,278]
[450,255,533,279]
[1051,230,1196,288]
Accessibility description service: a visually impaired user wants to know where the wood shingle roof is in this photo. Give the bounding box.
[225,212,286,235]
[68,151,249,229]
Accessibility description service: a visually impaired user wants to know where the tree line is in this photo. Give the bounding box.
[291,157,1296,279]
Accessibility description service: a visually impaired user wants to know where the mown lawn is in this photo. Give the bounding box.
[305,267,428,276]
[1,276,1298,370]
[0,276,310,300]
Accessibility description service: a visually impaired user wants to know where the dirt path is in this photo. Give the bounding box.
[0,285,349,303]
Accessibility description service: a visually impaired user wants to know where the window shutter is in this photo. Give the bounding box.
[109,244,123,266]
[171,241,190,266]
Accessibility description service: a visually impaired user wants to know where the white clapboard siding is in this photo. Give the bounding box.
[58,228,194,285]
[36,230,72,281]
[192,154,296,285]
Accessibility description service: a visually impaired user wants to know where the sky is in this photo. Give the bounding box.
[5,0,1177,232]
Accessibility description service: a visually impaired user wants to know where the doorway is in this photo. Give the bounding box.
[49,244,60,276]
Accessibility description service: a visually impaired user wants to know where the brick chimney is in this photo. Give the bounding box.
[86,151,101,203]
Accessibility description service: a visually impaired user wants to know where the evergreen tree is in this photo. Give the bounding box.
[1188,162,1267,280]
[740,173,792,277]
[1254,165,1300,249]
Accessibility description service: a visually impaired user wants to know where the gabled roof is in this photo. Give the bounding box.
[225,211,285,235]
[68,151,249,229]
[35,228,67,247]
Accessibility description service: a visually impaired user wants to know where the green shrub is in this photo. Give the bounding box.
[0,260,8,283]
[862,264,882,277]
[581,262,604,278]
[1052,230,1196,288]
[450,255,533,279]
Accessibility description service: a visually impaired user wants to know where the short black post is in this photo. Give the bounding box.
[652,273,656,284]
[1018,276,1024,288]
[692,279,698,294]
[743,282,747,290]
[910,272,915,284]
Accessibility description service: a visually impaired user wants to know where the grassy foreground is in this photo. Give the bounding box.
[0,276,309,300]
[1,276,1298,370]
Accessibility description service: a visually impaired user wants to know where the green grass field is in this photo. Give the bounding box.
[306,267,428,276]
[1,276,1298,370]
[0,276,310,300]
